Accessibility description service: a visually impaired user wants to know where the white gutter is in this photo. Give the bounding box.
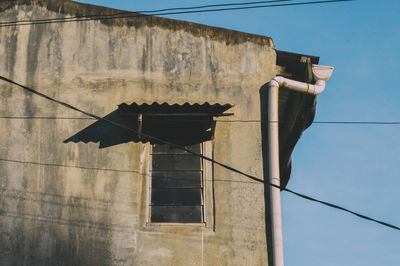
[267,64,334,266]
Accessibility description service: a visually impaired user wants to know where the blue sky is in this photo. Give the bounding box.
[77,1,400,265]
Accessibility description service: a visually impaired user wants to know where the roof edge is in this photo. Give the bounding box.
[0,0,274,47]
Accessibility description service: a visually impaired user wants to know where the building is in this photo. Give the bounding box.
[0,0,322,265]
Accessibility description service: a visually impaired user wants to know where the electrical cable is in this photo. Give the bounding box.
[0,76,264,182]
[0,0,295,25]
[0,74,399,231]
[0,116,399,125]
[0,158,260,184]
[0,158,140,174]
[0,0,352,28]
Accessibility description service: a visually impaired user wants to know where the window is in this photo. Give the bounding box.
[149,143,204,223]
[120,102,232,225]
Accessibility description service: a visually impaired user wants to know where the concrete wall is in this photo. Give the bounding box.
[0,1,276,265]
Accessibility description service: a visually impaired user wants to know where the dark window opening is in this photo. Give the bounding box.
[150,143,203,223]
[64,102,232,149]
[117,102,233,146]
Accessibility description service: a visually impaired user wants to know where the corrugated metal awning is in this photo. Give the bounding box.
[64,102,233,148]
[118,102,233,116]
[117,102,233,145]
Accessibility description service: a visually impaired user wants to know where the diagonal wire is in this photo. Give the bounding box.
[284,187,400,231]
[0,116,400,125]
[0,0,353,28]
[0,75,264,183]
[0,0,295,25]
[0,75,399,231]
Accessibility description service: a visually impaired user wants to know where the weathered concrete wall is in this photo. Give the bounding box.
[0,1,276,265]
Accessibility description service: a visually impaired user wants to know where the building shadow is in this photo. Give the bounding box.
[64,110,138,148]
[64,103,232,148]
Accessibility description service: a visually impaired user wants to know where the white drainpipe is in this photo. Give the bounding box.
[267,64,334,266]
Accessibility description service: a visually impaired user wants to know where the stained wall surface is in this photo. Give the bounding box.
[0,1,276,265]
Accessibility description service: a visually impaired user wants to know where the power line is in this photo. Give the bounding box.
[0,210,133,233]
[0,158,139,174]
[0,116,94,120]
[0,74,399,231]
[0,0,295,25]
[283,187,400,231]
[0,77,261,183]
[0,0,352,28]
[0,116,399,125]
[314,121,400,125]
[0,158,259,184]
[117,0,297,12]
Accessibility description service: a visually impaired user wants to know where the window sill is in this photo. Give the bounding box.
[148,222,206,227]
[141,222,213,234]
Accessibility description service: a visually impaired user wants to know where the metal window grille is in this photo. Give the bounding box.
[149,143,204,223]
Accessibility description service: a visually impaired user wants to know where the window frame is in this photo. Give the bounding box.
[145,141,214,228]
